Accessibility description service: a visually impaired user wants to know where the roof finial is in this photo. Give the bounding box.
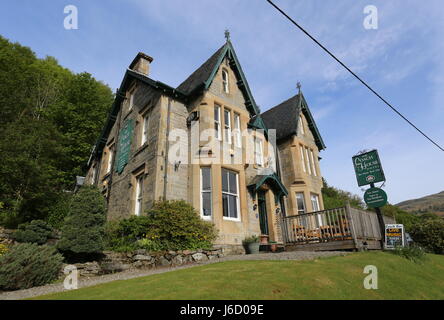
[296,81,302,94]
[224,29,230,42]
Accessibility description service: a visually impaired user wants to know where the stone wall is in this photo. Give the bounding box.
[64,248,230,277]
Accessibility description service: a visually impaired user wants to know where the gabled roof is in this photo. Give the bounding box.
[248,173,288,202]
[88,41,266,165]
[177,41,260,116]
[261,93,326,150]
[177,45,226,95]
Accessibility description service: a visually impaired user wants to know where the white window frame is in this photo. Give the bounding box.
[311,193,322,226]
[305,147,312,175]
[222,169,240,221]
[222,69,229,93]
[141,113,149,145]
[134,174,144,216]
[106,145,115,174]
[224,108,232,144]
[300,146,306,172]
[254,137,264,166]
[233,113,241,148]
[310,149,317,176]
[214,105,222,141]
[296,192,306,215]
[200,167,212,220]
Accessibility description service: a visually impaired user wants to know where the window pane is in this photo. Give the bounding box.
[300,146,306,172]
[228,171,237,194]
[224,110,230,126]
[229,195,238,218]
[202,192,212,216]
[201,167,211,191]
[310,150,317,176]
[214,105,220,121]
[222,193,229,217]
[311,194,320,211]
[296,193,305,214]
[222,169,228,192]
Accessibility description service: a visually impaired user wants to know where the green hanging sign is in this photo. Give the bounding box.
[352,150,385,187]
[115,119,134,174]
[364,187,388,208]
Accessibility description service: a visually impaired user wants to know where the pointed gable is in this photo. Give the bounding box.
[176,41,260,117]
[177,45,227,96]
[261,93,326,150]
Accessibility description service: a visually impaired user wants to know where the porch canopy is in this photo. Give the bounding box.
[247,173,288,203]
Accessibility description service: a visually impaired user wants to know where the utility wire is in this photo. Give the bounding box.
[266,0,444,152]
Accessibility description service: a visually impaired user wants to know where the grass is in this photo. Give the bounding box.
[33,252,444,300]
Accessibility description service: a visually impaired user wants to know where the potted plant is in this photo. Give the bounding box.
[269,241,278,252]
[260,234,269,245]
[243,235,260,254]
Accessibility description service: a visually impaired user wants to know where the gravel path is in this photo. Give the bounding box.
[0,250,350,300]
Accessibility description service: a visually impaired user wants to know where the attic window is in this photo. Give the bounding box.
[299,115,305,135]
[222,69,229,93]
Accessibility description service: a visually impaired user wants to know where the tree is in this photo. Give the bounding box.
[0,35,114,227]
[322,179,365,210]
[410,218,444,254]
[57,186,106,260]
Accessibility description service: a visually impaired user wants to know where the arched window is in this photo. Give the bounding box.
[222,69,229,93]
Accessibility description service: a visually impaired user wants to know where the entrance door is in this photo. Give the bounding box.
[258,191,269,235]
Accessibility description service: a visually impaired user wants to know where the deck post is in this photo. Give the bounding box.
[345,202,359,251]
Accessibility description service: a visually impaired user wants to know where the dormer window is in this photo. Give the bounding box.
[299,115,305,135]
[222,69,229,93]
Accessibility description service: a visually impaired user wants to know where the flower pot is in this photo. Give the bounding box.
[270,243,278,252]
[260,235,269,245]
[246,242,260,254]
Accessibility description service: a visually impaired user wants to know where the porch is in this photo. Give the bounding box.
[281,204,395,251]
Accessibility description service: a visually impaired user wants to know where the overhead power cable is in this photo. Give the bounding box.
[266,0,444,152]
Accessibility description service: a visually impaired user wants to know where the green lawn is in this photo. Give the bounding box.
[34,252,444,300]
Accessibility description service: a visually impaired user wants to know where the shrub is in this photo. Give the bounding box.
[0,243,8,256]
[390,245,427,263]
[46,193,72,229]
[104,216,151,252]
[136,237,164,252]
[0,243,63,290]
[105,200,217,252]
[410,219,444,254]
[143,200,217,250]
[57,186,106,260]
[13,219,54,245]
[242,235,259,245]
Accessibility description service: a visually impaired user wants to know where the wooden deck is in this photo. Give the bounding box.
[280,205,395,251]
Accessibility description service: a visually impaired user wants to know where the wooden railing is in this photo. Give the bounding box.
[281,205,396,248]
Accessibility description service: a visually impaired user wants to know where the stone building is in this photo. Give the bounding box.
[86,36,326,251]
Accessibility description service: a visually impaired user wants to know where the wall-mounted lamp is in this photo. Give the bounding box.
[253,204,258,211]
[174,161,181,171]
[275,207,281,214]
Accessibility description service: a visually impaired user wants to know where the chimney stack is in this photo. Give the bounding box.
[129,52,153,77]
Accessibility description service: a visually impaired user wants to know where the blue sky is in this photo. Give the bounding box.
[1,0,443,204]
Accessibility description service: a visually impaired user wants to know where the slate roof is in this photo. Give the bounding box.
[261,94,301,141]
[177,44,226,95]
[261,93,326,150]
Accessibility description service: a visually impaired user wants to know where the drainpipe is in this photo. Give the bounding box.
[163,97,172,200]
